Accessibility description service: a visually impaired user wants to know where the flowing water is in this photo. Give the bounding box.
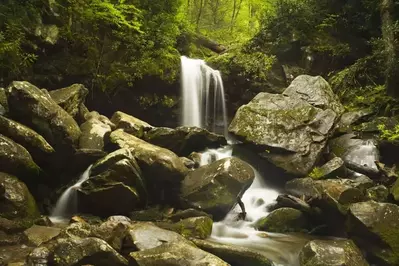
[180,56,228,136]
[49,165,92,223]
[181,56,310,265]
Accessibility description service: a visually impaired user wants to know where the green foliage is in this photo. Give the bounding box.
[379,124,399,143]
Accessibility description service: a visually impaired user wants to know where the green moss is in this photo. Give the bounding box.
[309,167,325,180]
[255,208,308,233]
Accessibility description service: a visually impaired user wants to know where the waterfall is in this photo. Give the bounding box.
[180,56,228,136]
[49,165,92,223]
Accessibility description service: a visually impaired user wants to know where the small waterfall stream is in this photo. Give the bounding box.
[49,165,92,223]
[181,56,309,265]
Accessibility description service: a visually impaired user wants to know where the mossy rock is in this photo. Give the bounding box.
[49,84,88,119]
[255,208,309,233]
[157,216,213,239]
[308,157,347,180]
[111,111,153,138]
[366,185,388,202]
[0,87,8,115]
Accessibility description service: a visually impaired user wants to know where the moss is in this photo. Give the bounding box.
[309,167,325,180]
[255,208,308,233]
[176,216,213,239]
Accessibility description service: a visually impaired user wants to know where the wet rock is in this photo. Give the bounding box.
[144,126,227,156]
[0,135,41,179]
[347,201,399,265]
[52,237,128,266]
[329,134,380,177]
[124,222,192,251]
[366,185,388,202]
[79,149,146,216]
[79,113,112,151]
[283,75,344,115]
[157,216,213,239]
[109,130,188,197]
[299,239,368,266]
[49,84,88,120]
[23,225,61,246]
[0,115,55,165]
[129,241,228,266]
[111,111,153,138]
[309,157,347,180]
[0,172,39,220]
[229,91,337,176]
[192,238,273,266]
[6,81,81,153]
[181,157,254,220]
[255,208,309,233]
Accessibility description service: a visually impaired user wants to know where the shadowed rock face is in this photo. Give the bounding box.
[49,84,89,120]
[180,157,254,220]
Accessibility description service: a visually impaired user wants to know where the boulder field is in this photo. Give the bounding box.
[0,76,398,265]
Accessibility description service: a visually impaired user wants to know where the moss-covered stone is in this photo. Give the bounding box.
[347,201,399,265]
[0,87,8,115]
[6,81,81,153]
[299,239,368,266]
[308,157,347,180]
[0,115,55,164]
[181,157,254,220]
[172,216,213,239]
[0,134,41,179]
[49,84,88,120]
[255,208,309,233]
[111,111,153,138]
[0,172,40,220]
[366,185,389,202]
[79,114,112,151]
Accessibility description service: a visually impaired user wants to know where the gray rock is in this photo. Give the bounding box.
[347,201,399,265]
[299,239,368,266]
[91,218,131,251]
[49,84,89,119]
[111,111,153,138]
[229,91,337,176]
[255,208,309,233]
[144,126,227,156]
[309,157,347,180]
[6,81,81,153]
[23,225,61,246]
[0,172,39,220]
[181,157,254,220]
[79,115,112,151]
[52,237,128,266]
[79,149,146,216]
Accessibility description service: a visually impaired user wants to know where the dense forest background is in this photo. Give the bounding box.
[1,0,399,131]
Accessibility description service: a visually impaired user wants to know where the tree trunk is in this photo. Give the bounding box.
[193,34,227,53]
[381,0,399,97]
[196,0,204,32]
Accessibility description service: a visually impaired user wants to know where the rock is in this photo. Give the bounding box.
[79,149,146,216]
[61,222,92,239]
[157,216,213,239]
[0,245,33,266]
[52,237,128,266]
[129,206,169,222]
[229,92,337,176]
[273,195,312,213]
[329,134,380,176]
[188,152,201,168]
[308,157,347,180]
[129,241,229,266]
[347,201,399,265]
[0,115,55,165]
[124,222,192,251]
[335,109,374,134]
[366,185,388,202]
[283,75,344,115]
[181,157,254,220]
[255,208,309,233]
[34,23,59,45]
[49,84,88,119]
[144,126,227,156]
[353,116,399,133]
[91,217,131,251]
[0,217,33,234]
[0,172,39,219]
[180,157,196,169]
[111,111,153,138]
[23,225,61,246]
[0,135,41,179]
[0,88,8,115]
[167,209,211,222]
[0,231,21,246]
[6,81,81,153]
[79,114,112,151]
[192,238,273,266]
[299,239,368,266]
[109,130,188,197]
[390,178,399,201]
[27,246,51,266]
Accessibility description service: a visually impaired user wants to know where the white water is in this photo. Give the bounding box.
[181,56,228,136]
[50,165,92,223]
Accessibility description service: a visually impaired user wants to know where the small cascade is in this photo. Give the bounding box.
[181,56,228,136]
[50,165,92,223]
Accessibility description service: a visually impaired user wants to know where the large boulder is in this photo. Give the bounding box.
[5,81,81,153]
[0,134,40,179]
[181,157,254,220]
[299,239,368,266]
[144,126,227,156]
[52,237,128,266]
[24,225,61,246]
[49,84,88,120]
[91,216,132,251]
[79,149,146,216]
[0,172,40,219]
[109,129,188,199]
[229,91,337,176]
[347,201,399,265]
[308,157,347,180]
[255,208,309,233]
[79,112,112,151]
[0,115,55,165]
[111,111,153,138]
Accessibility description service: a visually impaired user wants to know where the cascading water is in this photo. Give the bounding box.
[181,56,309,265]
[181,56,228,136]
[49,165,92,223]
